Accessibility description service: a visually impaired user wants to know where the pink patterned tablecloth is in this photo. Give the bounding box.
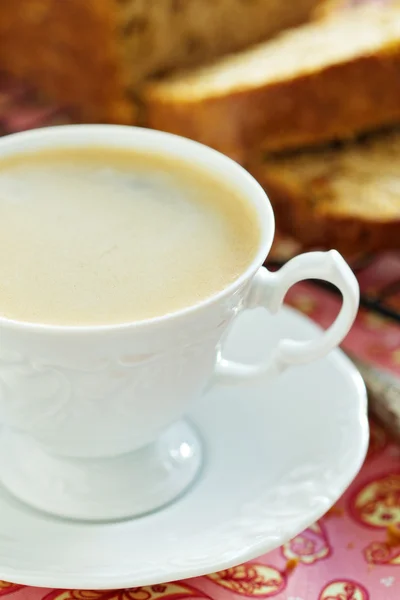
[0,78,400,600]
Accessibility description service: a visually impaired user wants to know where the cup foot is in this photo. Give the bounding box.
[0,421,202,521]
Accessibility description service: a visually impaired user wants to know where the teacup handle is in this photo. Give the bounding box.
[214,250,359,383]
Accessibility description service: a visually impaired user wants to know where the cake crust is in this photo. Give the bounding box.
[0,0,133,123]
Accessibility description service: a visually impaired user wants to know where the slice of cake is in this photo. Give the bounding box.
[250,129,400,255]
[0,0,318,124]
[143,4,400,162]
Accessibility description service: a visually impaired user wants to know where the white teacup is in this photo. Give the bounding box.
[0,126,359,521]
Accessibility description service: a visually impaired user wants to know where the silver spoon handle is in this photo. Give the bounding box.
[350,354,400,442]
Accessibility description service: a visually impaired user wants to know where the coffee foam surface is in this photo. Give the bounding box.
[0,147,260,325]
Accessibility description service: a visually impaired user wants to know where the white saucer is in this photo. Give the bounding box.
[0,307,368,589]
